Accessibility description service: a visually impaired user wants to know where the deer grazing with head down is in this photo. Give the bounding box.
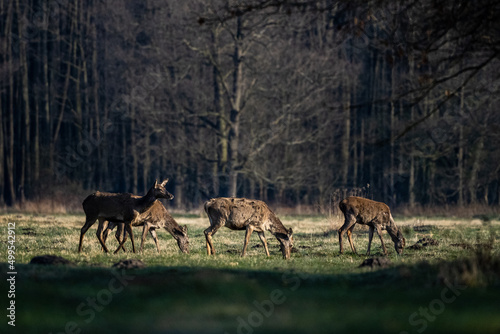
[102,200,189,254]
[338,196,405,255]
[78,179,173,254]
[204,197,293,259]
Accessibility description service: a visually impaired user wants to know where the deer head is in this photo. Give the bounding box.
[277,227,293,260]
[152,179,174,200]
[394,231,406,255]
[174,225,189,254]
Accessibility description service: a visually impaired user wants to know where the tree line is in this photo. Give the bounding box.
[1,0,499,210]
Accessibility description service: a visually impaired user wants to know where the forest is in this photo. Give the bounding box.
[1,0,499,211]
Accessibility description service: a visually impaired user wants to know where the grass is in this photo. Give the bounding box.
[1,213,500,333]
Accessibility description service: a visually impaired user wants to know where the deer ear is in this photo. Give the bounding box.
[288,228,293,236]
[161,179,169,187]
[182,225,188,232]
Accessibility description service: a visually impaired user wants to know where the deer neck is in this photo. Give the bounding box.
[134,188,157,212]
[269,215,287,236]
[161,215,174,231]
[386,223,402,243]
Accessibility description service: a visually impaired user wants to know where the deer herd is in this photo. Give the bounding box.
[78,179,406,259]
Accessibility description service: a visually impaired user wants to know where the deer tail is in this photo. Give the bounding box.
[204,199,213,214]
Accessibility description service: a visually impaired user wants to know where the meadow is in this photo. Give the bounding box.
[1,212,499,334]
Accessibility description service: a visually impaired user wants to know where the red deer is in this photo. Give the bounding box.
[204,197,293,259]
[102,200,189,254]
[338,196,405,255]
[78,179,173,254]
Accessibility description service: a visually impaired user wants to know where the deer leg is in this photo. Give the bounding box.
[78,216,97,253]
[140,223,150,253]
[96,218,110,253]
[114,223,127,253]
[338,216,356,254]
[242,224,255,257]
[128,224,136,253]
[204,227,213,255]
[149,228,160,254]
[366,226,374,256]
[204,221,223,255]
[257,231,270,257]
[114,223,135,254]
[346,225,358,255]
[102,223,111,247]
[375,225,388,255]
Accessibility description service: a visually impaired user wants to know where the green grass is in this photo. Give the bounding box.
[1,213,499,333]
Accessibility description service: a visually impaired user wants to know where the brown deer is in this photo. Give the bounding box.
[338,196,405,255]
[204,197,293,259]
[78,179,173,254]
[102,200,189,254]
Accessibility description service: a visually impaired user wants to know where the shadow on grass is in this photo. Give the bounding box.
[3,249,500,334]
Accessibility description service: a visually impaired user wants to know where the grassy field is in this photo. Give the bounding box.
[1,212,500,334]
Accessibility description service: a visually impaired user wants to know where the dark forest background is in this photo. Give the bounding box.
[1,0,499,212]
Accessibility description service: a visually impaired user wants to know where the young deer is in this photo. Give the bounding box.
[204,197,293,259]
[338,196,405,255]
[102,200,189,254]
[78,179,173,254]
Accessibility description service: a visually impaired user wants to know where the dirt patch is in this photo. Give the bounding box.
[413,225,434,232]
[451,242,494,251]
[112,259,146,269]
[359,257,392,268]
[409,237,439,250]
[22,227,37,236]
[30,255,74,266]
[451,243,473,250]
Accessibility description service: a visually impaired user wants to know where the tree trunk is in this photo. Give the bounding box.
[42,3,51,173]
[16,0,30,201]
[176,164,185,209]
[389,53,396,205]
[5,0,15,203]
[92,13,101,188]
[131,105,138,194]
[213,34,228,196]
[227,17,244,198]
[468,136,484,204]
[341,84,351,187]
[408,54,416,208]
[458,86,465,205]
[52,10,76,171]
[142,133,150,194]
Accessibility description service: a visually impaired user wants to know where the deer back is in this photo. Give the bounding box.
[205,197,272,231]
[83,191,138,221]
[339,196,392,227]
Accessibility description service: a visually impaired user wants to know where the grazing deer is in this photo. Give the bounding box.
[204,197,293,259]
[78,179,173,254]
[102,200,189,254]
[338,196,405,255]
